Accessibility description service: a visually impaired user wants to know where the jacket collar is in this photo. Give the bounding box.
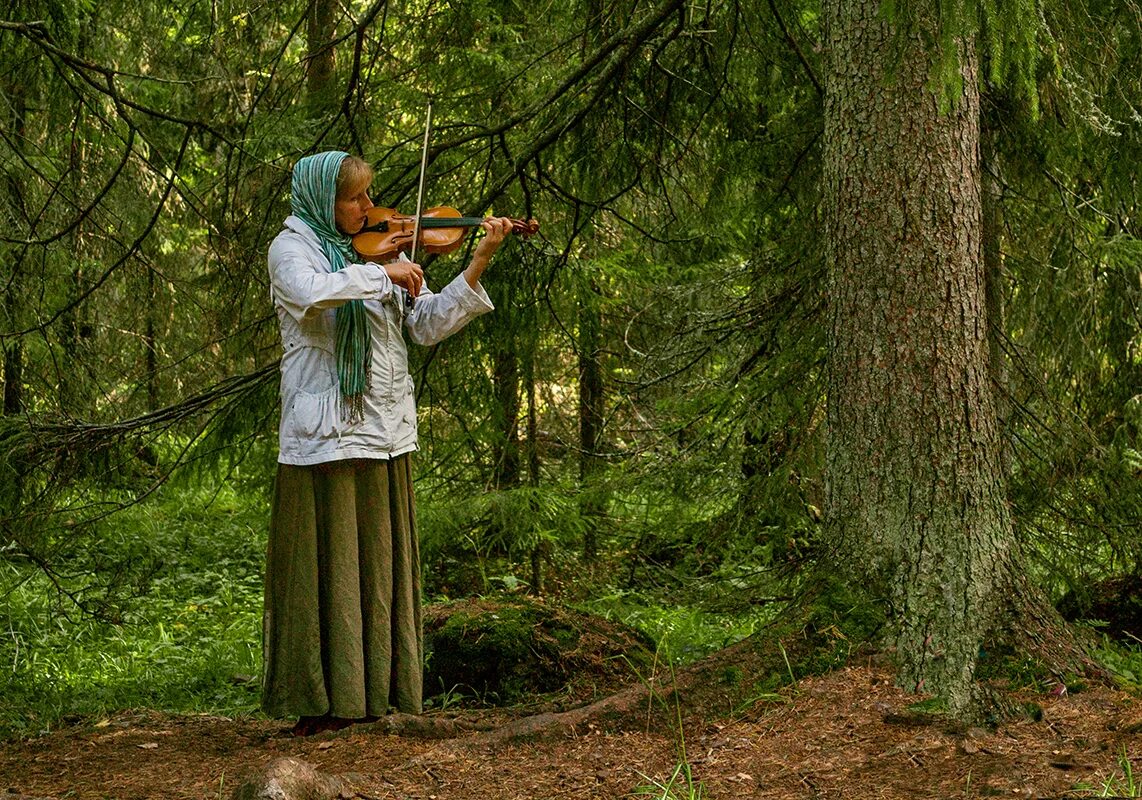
[284,214,319,242]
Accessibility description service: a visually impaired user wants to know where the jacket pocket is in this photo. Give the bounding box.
[289,386,340,440]
[282,344,340,441]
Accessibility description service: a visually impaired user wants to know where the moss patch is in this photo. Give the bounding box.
[423,597,656,707]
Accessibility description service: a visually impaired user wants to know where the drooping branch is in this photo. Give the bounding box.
[766,0,822,96]
[1,360,277,480]
[0,127,193,339]
[3,19,241,145]
[0,127,135,248]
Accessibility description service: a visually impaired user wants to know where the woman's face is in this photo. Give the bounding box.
[334,177,374,235]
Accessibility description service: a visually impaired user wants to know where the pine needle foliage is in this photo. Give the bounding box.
[0,0,1137,671]
[877,0,1052,113]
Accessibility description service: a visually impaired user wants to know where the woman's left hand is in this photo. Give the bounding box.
[473,217,514,261]
[463,217,514,289]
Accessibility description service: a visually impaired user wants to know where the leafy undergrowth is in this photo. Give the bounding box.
[0,483,268,739]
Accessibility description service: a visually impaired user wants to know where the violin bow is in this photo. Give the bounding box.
[409,102,433,264]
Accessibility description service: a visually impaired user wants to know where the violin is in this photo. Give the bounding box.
[352,205,539,261]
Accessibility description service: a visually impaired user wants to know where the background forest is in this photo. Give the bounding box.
[0,0,1140,736]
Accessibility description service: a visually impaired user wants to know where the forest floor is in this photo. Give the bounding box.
[0,659,1138,800]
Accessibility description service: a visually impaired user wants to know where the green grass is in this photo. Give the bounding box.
[1072,746,1139,798]
[0,482,267,738]
[631,762,706,800]
[630,654,707,800]
[582,588,776,665]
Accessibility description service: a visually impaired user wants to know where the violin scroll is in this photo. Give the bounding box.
[508,218,540,237]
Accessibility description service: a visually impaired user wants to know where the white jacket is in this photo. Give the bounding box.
[268,215,494,465]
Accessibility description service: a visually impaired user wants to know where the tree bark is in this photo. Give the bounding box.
[2,56,27,418]
[306,0,337,118]
[577,278,605,561]
[144,265,160,412]
[524,344,548,594]
[492,345,521,489]
[59,17,96,419]
[821,0,1019,717]
[2,334,23,417]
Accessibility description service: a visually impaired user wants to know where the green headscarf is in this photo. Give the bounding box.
[290,151,371,422]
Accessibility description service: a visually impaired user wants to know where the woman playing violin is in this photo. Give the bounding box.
[261,151,514,736]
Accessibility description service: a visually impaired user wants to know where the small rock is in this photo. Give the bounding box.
[230,757,348,800]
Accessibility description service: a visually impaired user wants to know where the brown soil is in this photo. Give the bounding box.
[1,663,1138,800]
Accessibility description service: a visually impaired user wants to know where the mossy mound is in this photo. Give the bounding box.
[423,597,656,707]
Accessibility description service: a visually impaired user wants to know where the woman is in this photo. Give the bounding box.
[262,150,513,735]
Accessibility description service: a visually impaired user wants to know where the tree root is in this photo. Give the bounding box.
[352,577,1116,748]
[397,640,767,767]
[345,713,495,739]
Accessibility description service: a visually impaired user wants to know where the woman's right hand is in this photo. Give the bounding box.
[384,256,424,298]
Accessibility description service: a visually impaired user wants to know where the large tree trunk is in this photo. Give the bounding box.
[59,18,96,419]
[821,1,1020,717]
[523,338,550,594]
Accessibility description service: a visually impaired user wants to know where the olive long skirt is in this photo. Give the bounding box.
[261,455,422,719]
